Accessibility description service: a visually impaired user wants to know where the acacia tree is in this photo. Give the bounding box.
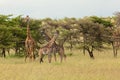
[0,26,14,57]
[0,15,14,57]
[79,19,109,59]
[111,12,120,57]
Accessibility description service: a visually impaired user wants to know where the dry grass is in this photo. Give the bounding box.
[0,49,120,80]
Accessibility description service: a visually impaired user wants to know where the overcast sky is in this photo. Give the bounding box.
[0,0,120,19]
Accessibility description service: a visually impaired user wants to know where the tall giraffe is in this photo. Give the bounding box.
[112,27,120,57]
[39,30,60,63]
[40,29,66,63]
[25,15,35,62]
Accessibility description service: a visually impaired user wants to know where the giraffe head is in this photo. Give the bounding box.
[56,30,59,35]
[41,29,45,34]
[53,30,59,40]
[24,15,30,24]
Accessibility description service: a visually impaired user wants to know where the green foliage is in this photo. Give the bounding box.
[0,14,12,26]
[0,26,14,48]
[90,16,113,27]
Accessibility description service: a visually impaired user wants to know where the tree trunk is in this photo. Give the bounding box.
[70,43,73,51]
[69,36,73,56]
[86,47,94,59]
[83,46,86,56]
[88,51,94,59]
[112,42,117,58]
[15,48,18,54]
[2,48,6,58]
[83,36,86,55]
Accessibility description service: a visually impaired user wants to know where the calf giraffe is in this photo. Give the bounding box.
[40,29,66,63]
[39,30,60,63]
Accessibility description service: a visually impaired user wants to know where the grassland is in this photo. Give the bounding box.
[0,49,120,80]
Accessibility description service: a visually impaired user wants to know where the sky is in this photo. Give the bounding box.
[0,0,120,19]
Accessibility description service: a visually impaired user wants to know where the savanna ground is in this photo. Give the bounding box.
[0,49,120,80]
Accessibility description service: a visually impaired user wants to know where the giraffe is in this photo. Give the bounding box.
[24,15,35,62]
[40,29,66,63]
[112,27,120,57]
[39,30,61,63]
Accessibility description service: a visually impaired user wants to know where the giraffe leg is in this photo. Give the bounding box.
[53,48,57,62]
[31,52,35,61]
[39,50,43,63]
[54,53,57,62]
[25,51,29,62]
[58,52,63,63]
[115,49,118,57]
[25,48,29,62]
[40,57,43,63]
[40,53,44,63]
[64,54,66,61]
[33,54,36,60]
[60,54,63,63]
[113,48,115,57]
[116,50,118,57]
[29,53,33,62]
[48,54,52,63]
[59,47,66,63]
[25,55,28,62]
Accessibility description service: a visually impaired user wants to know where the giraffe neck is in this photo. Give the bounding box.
[46,33,58,47]
[43,30,59,48]
[44,31,51,41]
[27,24,31,38]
